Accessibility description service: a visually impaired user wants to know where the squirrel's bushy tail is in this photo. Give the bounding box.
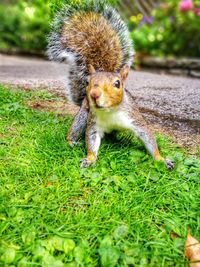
[47,1,134,105]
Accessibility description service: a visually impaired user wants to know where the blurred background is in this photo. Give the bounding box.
[0,0,200,75]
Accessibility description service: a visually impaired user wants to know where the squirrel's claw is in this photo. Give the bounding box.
[68,140,80,147]
[165,159,174,170]
[80,158,94,168]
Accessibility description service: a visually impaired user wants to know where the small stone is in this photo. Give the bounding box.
[168,68,189,76]
[190,70,200,78]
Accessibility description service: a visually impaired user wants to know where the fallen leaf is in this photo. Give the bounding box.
[59,207,66,213]
[184,228,200,267]
[46,182,54,187]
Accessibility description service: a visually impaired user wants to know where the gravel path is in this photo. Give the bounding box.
[0,54,199,148]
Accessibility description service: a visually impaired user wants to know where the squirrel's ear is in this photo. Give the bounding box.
[88,64,96,75]
[120,64,129,81]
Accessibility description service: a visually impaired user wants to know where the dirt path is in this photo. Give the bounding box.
[0,54,199,149]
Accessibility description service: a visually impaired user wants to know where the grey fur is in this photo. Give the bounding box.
[47,2,134,105]
[83,92,174,169]
[47,3,174,170]
[80,113,101,168]
[67,98,89,145]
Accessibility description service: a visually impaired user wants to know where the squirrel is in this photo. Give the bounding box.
[47,1,174,169]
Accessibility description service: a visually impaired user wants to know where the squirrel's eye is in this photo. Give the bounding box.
[114,80,120,89]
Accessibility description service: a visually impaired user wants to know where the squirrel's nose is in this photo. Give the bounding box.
[90,90,102,101]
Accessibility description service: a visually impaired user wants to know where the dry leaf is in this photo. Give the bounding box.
[45,182,54,187]
[59,207,66,213]
[184,228,200,267]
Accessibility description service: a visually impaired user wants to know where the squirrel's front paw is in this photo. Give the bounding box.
[164,159,174,170]
[80,158,95,168]
[68,140,80,147]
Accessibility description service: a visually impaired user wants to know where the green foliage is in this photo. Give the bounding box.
[0,0,50,55]
[1,0,199,58]
[0,85,200,266]
[0,0,117,54]
[49,0,118,17]
[130,0,200,57]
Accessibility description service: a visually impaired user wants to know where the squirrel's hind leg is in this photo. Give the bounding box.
[67,98,89,146]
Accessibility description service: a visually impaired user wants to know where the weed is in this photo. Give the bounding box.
[0,85,199,266]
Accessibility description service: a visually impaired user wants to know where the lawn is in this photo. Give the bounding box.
[0,85,199,267]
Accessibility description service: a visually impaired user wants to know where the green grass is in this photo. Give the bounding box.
[0,85,199,267]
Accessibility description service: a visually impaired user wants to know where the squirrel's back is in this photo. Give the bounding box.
[47,1,134,105]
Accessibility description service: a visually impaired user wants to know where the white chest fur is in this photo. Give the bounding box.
[95,108,132,135]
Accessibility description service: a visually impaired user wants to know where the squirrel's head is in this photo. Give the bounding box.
[86,64,129,109]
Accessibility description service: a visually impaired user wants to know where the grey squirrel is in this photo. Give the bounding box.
[47,1,174,169]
